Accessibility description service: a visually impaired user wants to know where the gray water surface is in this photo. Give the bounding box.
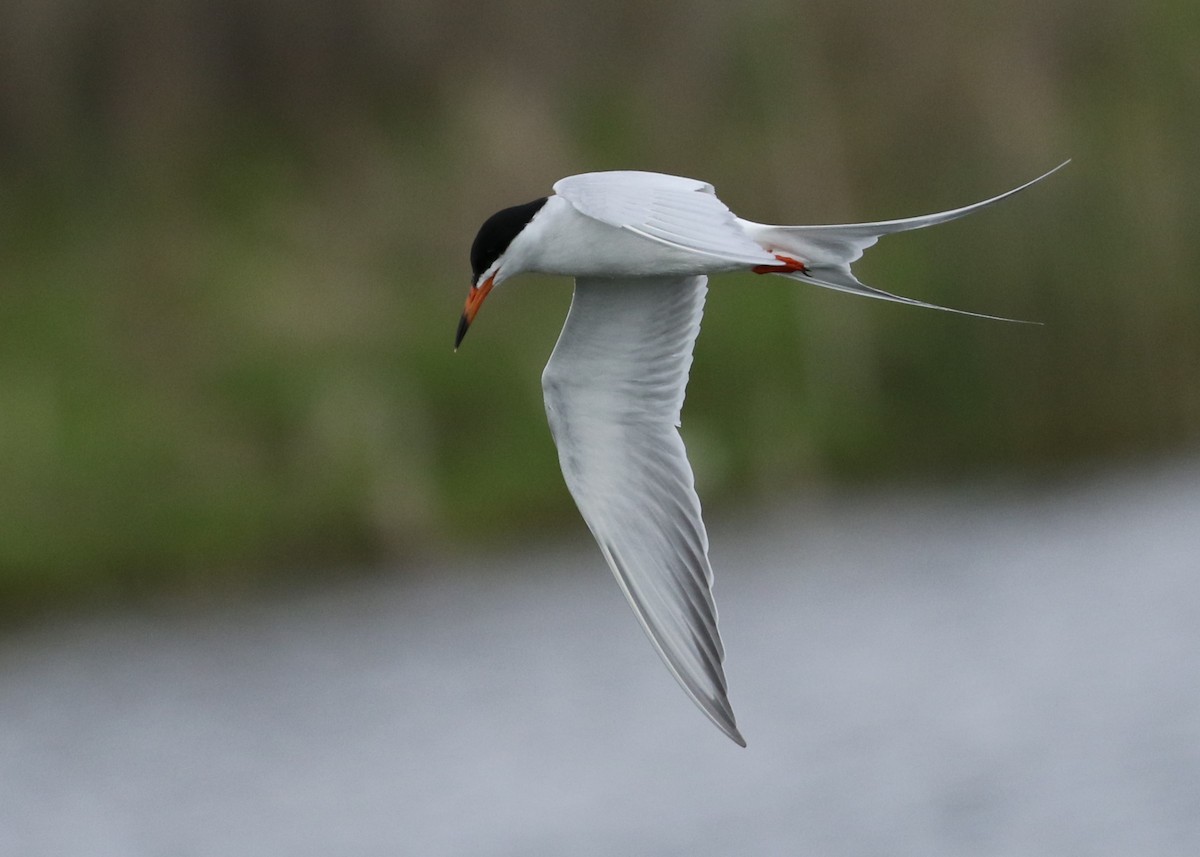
[2,462,1199,856]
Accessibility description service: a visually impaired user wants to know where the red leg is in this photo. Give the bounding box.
[752,254,810,276]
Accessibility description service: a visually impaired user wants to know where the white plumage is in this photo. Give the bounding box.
[458,162,1068,744]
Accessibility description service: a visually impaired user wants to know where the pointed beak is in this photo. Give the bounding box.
[455,274,495,350]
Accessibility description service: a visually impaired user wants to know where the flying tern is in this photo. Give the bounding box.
[456,162,1067,745]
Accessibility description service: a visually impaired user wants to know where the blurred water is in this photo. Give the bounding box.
[2,460,1199,857]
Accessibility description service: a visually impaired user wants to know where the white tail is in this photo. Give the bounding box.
[738,160,1070,322]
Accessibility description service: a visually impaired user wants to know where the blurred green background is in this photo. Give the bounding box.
[1,0,1196,618]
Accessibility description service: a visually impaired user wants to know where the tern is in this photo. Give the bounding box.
[456,162,1067,746]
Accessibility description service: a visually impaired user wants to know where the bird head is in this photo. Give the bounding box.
[456,196,550,349]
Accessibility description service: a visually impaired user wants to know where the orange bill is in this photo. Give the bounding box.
[455,273,495,349]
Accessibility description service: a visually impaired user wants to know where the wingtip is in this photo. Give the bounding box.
[718,710,747,747]
[708,704,747,746]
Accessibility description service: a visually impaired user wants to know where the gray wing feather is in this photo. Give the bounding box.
[554,172,775,266]
[541,274,744,746]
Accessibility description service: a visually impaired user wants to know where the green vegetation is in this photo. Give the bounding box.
[1,0,1197,616]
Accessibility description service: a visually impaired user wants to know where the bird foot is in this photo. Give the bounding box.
[752,254,810,276]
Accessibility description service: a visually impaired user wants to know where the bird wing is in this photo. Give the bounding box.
[541,274,744,746]
[553,171,776,267]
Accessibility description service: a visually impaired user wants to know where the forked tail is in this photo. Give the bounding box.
[738,161,1070,322]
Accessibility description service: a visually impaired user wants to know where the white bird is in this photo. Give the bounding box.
[456,162,1067,746]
